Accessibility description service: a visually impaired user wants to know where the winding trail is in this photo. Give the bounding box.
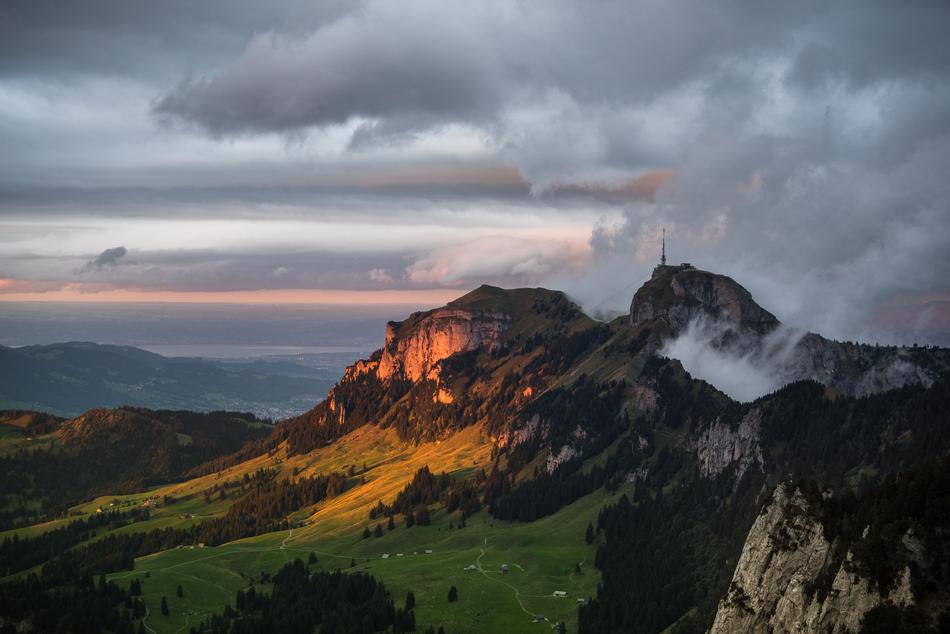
[280,526,294,549]
[474,537,542,621]
[141,606,156,634]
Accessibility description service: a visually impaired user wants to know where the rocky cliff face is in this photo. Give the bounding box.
[784,333,950,397]
[694,409,763,480]
[632,264,950,397]
[376,308,510,382]
[630,264,779,334]
[710,483,918,634]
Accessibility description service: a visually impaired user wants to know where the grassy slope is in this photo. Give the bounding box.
[108,488,618,634]
[0,424,58,457]
[69,421,621,633]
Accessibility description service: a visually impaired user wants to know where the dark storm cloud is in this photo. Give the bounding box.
[0,0,351,79]
[80,246,127,272]
[151,2,950,134]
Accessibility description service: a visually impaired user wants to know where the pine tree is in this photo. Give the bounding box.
[388,515,396,530]
[160,596,169,617]
[374,523,384,537]
[585,521,594,544]
[308,551,318,564]
[176,584,183,598]
[363,526,372,539]
[405,590,416,611]
[447,585,458,602]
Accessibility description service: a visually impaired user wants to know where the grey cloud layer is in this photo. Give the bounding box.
[2,0,950,347]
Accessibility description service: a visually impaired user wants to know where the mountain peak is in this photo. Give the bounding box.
[630,263,779,334]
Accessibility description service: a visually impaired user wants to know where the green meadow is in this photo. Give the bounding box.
[108,486,626,634]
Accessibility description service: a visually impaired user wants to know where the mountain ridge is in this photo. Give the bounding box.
[0,340,333,418]
[4,268,950,634]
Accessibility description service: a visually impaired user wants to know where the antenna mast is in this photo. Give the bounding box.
[661,227,666,266]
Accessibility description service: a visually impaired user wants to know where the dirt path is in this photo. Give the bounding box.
[474,537,541,621]
[141,605,157,634]
[280,526,294,549]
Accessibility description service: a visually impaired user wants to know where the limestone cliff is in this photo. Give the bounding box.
[376,308,510,382]
[710,483,924,634]
[694,409,763,480]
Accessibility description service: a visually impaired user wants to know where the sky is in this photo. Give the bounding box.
[1,0,949,345]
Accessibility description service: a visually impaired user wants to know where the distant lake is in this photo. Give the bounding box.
[0,301,430,350]
[138,343,374,359]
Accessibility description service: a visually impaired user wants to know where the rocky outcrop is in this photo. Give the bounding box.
[710,483,917,634]
[784,333,950,397]
[630,264,779,334]
[695,409,763,479]
[546,443,580,473]
[377,309,511,382]
[632,264,950,397]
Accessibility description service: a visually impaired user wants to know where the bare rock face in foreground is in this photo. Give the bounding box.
[710,483,917,634]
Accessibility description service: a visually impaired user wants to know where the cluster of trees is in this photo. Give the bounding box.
[369,466,480,524]
[192,469,346,544]
[273,365,414,455]
[0,507,150,576]
[192,558,403,634]
[808,456,950,609]
[758,374,950,490]
[0,553,148,634]
[578,469,761,634]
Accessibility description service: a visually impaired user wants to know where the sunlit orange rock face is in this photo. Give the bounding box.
[377,309,511,382]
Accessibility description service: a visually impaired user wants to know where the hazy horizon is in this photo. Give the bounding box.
[0,301,432,353]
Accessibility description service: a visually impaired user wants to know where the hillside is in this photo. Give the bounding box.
[0,407,271,530]
[2,268,950,634]
[0,341,334,419]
